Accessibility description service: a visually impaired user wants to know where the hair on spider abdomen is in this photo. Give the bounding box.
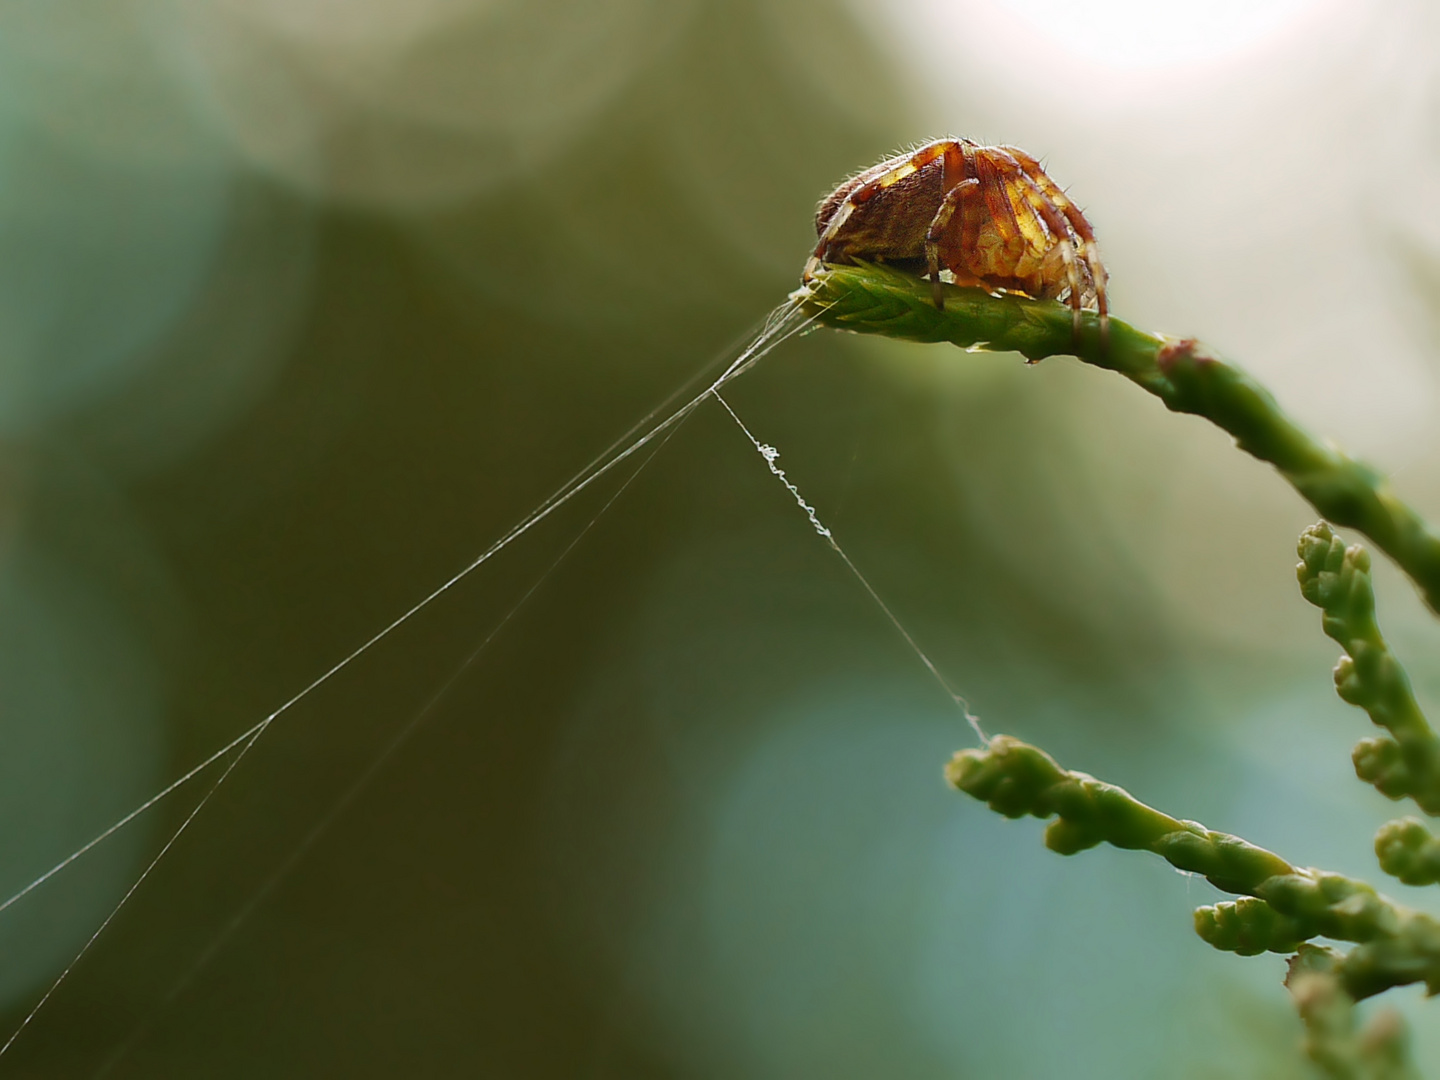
[813,161,944,273]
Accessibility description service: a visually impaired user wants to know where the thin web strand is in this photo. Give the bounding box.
[0,720,264,920]
[0,298,814,924]
[711,390,987,743]
[91,425,680,1080]
[0,721,269,1060]
[0,296,819,1061]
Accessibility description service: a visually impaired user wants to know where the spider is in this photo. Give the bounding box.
[803,138,1108,341]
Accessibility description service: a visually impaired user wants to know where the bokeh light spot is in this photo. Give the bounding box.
[989,0,1327,68]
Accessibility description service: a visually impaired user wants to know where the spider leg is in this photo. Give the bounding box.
[919,141,976,309]
[970,150,1053,315]
[974,151,1027,262]
[924,177,979,309]
[805,138,965,282]
[995,153,1086,344]
[1003,146,1110,347]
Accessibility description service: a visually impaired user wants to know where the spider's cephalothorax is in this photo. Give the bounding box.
[804,138,1108,340]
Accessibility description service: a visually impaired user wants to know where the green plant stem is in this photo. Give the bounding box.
[795,264,1440,612]
[1375,818,1440,887]
[1296,523,1440,815]
[946,735,1440,999]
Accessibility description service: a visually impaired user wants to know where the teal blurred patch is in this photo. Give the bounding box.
[0,543,163,1007]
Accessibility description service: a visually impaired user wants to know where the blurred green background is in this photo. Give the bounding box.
[3,0,1440,1075]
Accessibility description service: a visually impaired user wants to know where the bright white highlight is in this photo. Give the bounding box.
[990,0,1326,68]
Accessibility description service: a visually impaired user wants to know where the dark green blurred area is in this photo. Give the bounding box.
[1,1,1437,1076]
